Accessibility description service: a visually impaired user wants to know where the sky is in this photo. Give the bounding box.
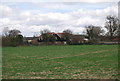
[0,0,119,37]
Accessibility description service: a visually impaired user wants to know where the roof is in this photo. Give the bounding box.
[57,33,63,38]
[113,38,118,41]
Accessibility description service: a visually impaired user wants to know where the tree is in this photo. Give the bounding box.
[8,29,24,46]
[2,36,11,46]
[8,29,23,46]
[105,15,119,40]
[40,29,50,35]
[62,29,73,44]
[40,29,57,44]
[2,28,23,46]
[9,36,17,46]
[49,35,56,44]
[16,35,23,44]
[85,25,103,43]
[40,29,50,43]
[9,29,21,37]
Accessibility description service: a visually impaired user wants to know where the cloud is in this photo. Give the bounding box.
[25,13,72,27]
[0,5,13,18]
[70,5,118,27]
[0,3,118,36]
[72,5,118,18]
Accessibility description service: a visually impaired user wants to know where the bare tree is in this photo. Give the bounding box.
[85,25,103,43]
[105,15,119,40]
[40,29,50,35]
[62,29,73,44]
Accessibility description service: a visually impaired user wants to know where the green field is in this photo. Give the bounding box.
[2,45,118,79]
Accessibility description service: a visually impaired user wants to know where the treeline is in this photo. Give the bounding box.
[2,29,24,47]
[85,15,120,43]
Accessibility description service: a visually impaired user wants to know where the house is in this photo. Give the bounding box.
[31,32,66,45]
[31,32,87,45]
[71,35,86,43]
[22,37,38,45]
[24,37,35,43]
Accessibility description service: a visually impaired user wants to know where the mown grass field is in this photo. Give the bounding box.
[2,45,118,79]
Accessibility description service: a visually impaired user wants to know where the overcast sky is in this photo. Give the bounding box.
[0,0,119,37]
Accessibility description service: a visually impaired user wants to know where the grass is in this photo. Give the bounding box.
[2,45,118,79]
